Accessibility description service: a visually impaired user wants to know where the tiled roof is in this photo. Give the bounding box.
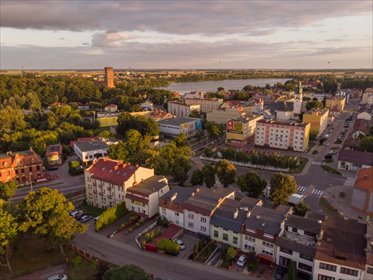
[86,158,141,186]
[0,149,43,169]
[354,167,373,193]
[126,176,168,196]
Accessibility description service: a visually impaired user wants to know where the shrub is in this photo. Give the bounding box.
[156,216,169,227]
[71,256,82,267]
[157,238,180,255]
[95,202,128,231]
[224,246,237,263]
[68,160,84,175]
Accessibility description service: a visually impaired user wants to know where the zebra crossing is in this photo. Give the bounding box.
[296,185,324,198]
[312,161,323,166]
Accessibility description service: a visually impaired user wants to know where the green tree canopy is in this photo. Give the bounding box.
[215,159,237,187]
[359,136,373,152]
[103,264,151,280]
[205,121,224,139]
[237,172,267,198]
[191,169,204,186]
[305,100,323,111]
[0,208,18,273]
[116,113,159,137]
[293,202,310,217]
[269,173,297,205]
[19,188,87,249]
[201,164,216,188]
[0,181,17,201]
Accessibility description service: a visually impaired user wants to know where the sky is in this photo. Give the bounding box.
[1,0,372,69]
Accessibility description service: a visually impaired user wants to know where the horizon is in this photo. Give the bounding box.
[1,0,372,69]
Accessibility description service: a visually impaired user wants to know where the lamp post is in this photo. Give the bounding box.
[29,173,33,192]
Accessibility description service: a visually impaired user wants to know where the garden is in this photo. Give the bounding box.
[193,240,217,263]
[218,246,237,269]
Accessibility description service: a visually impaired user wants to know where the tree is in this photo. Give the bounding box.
[237,172,267,198]
[170,157,191,184]
[0,208,18,274]
[191,169,204,186]
[223,246,237,263]
[189,110,200,118]
[116,113,159,137]
[217,87,225,91]
[174,133,188,147]
[19,188,87,252]
[202,164,216,188]
[359,136,373,152]
[269,173,297,205]
[0,181,17,201]
[288,261,297,280]
[103,264,151,280]
[293,202,310,217]
[215,160,236,187]
[205,121,224,139]
[305,100,323,111]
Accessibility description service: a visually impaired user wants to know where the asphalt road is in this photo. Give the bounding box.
[74,224,253,280]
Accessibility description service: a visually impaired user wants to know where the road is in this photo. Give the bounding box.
[74,224,253,280]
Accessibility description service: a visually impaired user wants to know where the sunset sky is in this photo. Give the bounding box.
[1,0,372,69]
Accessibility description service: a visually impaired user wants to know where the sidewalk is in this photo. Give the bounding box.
[14,264,65,280]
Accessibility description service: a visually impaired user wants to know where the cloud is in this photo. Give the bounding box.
[91,30,131,48]
[1,1,371,35]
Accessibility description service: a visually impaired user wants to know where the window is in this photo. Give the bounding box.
[200,226,206,232]
[200,217,206,223]
[233,237,238,244]
[317,275,335,280]
[188,213,194,219]
[29,166,32,172]
[280,247,292,255]
[245,235,255,242]
[340,267,358,276]
[175,212,179,216]
[263,241,273,248]
[213,230,218,238]
[292,227,298,233]
[244,244,255,251]
[161,207,166,213]
[188,222,193,228]
[319,262,337,272]
[298,262,312,272]
[223,233,228,241]
[367,267,373,274]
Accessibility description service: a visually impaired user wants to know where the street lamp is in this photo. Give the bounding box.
[29,173,33,192]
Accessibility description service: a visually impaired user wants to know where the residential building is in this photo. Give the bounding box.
[255,120,310,152]
[183,187,235,236]
[167,101,200,117]
[159,186,197,227]
[211,197,262,249]
[104,66,115,88]
[357,110,372,121]
[149,110,174,122]
[74,140,109,164]
[184,98,223,113]
[85,158,154,208]
[45,144,63,166]
[337,150,373,171]
[276,214,324,278]
[361,88,373,105]
[0,148,45,186]
[313,217,366,280]
[325,96,346,112]
[271,101,294,121]
[302,108,329,137]
[125,176,170,218]
[241,205,292,263]
[206,108,246,125]
[158,117,201,138]
[183,91,208,100]
[351,167,373,216]
[226,114,264,146]
[366,224,373,278]
[293,81,303,116]
[104,104,118,112]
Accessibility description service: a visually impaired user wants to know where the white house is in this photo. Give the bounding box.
[167,101,200,117]
[74,140,109,164]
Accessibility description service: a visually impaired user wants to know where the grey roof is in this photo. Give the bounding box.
[268,101,294,114]
[158,117,196,126]
[276,236,316,257]
[285,215,322,235]
[338,149,373,166]
[305,212,326,222]
[244,205,291,236]
[128,176,168,195]
[75,141,109,152]
[161,186,196,204]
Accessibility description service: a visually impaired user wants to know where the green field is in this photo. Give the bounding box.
[98,117,118,127]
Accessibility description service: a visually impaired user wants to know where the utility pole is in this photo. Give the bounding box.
[29,173,33,192]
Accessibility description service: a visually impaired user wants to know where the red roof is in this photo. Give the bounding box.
[86,158,140,186]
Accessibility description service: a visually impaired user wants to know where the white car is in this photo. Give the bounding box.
[325,142,330,146]
[236,255,247,267]
[174,239,185,250]
[69,210,79,217]
[47,274,67,280]
[94,216,100,222]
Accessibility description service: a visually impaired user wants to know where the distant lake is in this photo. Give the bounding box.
[158,78,289,94]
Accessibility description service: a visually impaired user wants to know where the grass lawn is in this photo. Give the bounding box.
[290,157,308,174]
[319,198,341,218]
[321,164,342,175]
[66,251,97,280]
[78,203,105,217]
[0,234,65,279]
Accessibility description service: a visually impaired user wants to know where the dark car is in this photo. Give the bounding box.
[274,266,286,280]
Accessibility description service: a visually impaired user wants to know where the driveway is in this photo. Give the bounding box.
[177,232,199,259]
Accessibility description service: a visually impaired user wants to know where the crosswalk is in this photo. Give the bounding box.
[296,185,324,198]
[312,161,323,166]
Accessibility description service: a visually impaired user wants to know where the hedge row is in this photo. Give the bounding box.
[157,238,180,255]
[95,202,128,231]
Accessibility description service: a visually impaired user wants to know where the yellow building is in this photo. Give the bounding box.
[302,108,329,136]
[325,96,346,112]
[226,114,263,146]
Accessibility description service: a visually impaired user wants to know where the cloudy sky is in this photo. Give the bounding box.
[1,0,372,69]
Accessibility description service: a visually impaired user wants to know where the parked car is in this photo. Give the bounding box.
[236,254,247,267]
[47,274,68,280]
[74,211,84,219]
[79,215,92,223]
[69,210,79,217]
[274,266,286,280]
[174,239,185,250]
[94,216,100,222]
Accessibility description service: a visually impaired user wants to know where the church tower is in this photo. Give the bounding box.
[293,81,303,116]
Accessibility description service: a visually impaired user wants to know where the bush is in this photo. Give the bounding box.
[68,160,84,175]
[95,202,128,231]
[71,256,82,267]
[224,247,237,263]
[321,165,341,175]
[157,238,180,255]
[156,216,169,227]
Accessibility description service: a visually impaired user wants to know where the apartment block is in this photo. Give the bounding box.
[255,120,310,152]
[184,98,223,113]
[85,158,154,209]
[0,148,45,186]
[158,117,201,138]
[226,114,263,146]
[167,101,200,117]
[325,96,346,112]
[302,108,329,136]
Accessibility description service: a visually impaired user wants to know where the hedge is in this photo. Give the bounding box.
[68,160,84,176]
[95,202,128,231]
[157,238,180,255]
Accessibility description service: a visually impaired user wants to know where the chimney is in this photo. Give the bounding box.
[233,208,239,219]
[171,193,178,202]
